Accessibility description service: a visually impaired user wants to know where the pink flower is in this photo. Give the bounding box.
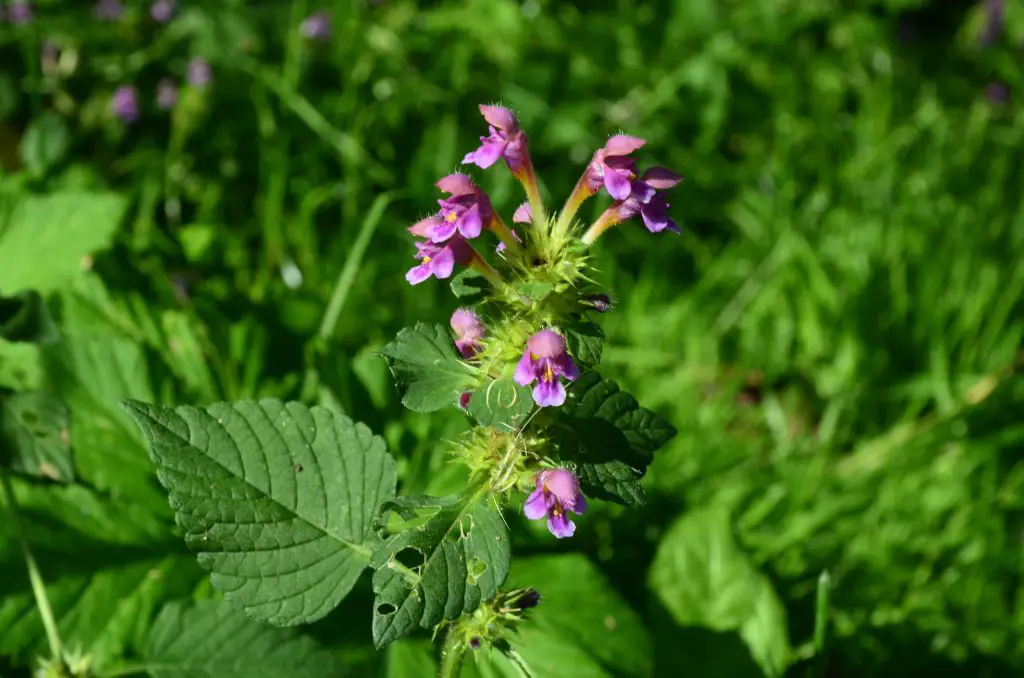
[523,468,587,538]
[513,329,580,407]
[450,308,485,358]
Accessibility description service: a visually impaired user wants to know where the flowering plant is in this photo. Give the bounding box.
[121,103,680,675]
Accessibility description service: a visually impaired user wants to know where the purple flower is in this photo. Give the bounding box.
[584,135,647,200]
[982,0,1004,46]
[9,1,32,24]
[187,58,211,87]
[111,85,139,123]
[512,201,531,224]
[93,0,124,20]
[514,329,579,407]
[605,167,684,234]
[410,174,494,244]
[156,78,178,110]
[986,82,1009,104]
[300,11,331,41]
[451,308,485,358]
[462,105,529,174]
[150,0,174,22]
[406,237,472,285]
[523,468,587,538]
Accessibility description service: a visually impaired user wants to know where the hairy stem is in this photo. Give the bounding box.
[438,628,465,678]
[580,210,618,246]
[0,470,63,662]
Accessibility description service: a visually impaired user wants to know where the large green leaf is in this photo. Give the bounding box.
[371,493,510,647]
[494,554,654,678]
[555,372,676,506]
[379,322,477,413]
[0,192,127,294]
[563,320,604,368]
[144,599,346,678]
[648,508,790,678]
[122,399,397,626]
[0,390,73,482]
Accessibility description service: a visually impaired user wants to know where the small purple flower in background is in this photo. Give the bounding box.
[93,0,124,21]
[156,78,178,110]
[186,58,211,87]
[111,85,139,123]
[584,135,646,200]
[986,82,1009,104]
[451,308,485,358]
[463,105,529,174]
[150,0,174,23]
[9,1,32,24]
[406,237,472,285]
[524,468,587,538]
[514,329,579,407]
[300,10,331,41]
[981,0,1004,46]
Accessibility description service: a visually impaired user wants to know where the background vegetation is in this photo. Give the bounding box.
[1,0,1022,676]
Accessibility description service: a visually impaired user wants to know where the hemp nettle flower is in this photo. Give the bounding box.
[300,11,331,41]
[156,79,178,110]
[9,1,32,24]
[524,468,587,538]
[412,174,494,244]
[514,329,579,407]
[584,134,646,200]
[450,308,485,358]
[187,58,211,87]
[598,166,683,235]
[93,0,124,20]
[406,237,472,285]
[111,86,139,123]
[462,105,528,174]
[150,0,174,22]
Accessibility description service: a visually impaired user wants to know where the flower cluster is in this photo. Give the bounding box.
[404,103,681,539]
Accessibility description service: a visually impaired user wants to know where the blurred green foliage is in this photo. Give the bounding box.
[1,0,1023,676]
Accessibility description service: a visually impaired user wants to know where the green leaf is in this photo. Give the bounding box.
[0,290,58,344]
[563,320,604,368]
[0,390,73,482]
[144,599,346,678]
[370,493,510,648]
[19,111,70,177]
[495,554,654,677]
[514,281,554,302]
[648,508,790,678]
[122,399,397,626]
[386,639,438,678]
[379,322,476,413]
[450,269,487,303]
[467,377,535,431]
[0,192,127,295]
[554,372,676,506]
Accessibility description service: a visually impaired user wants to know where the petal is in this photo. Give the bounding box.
[409,215,441,237]
[436,173,477,197]
[430,245,456,279]
[547,512,576,539]
[605,170,633,201]
[640,200,670,233]
[567,493,588,515]
[527,329,566,358]
[603,134,646,156]
[463,139,505,169]
[533,379,566,407]
[555,354,580,381]
[512,201,532,224]
[640,166,683,189]
[513,349,536,385]
[428,218,458,243]
[458,203,483,239]
[405,263,432,285]
[523,488,549,520]
[479,104,518,132]
[630,180,657,204]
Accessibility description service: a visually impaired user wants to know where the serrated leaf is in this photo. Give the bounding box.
[371,493,510,648]
[0,290,58,344]
[555,372,676,506]
[648,508,790,678]
[563,320,604,368]
[467,378,535,431]
[0,192,127,294]
[0,390,73,482]
[144,599,346,678]
[122,398,397,626]
[379,322,476,413]
[495,554,654,677]
[450,269,487,303]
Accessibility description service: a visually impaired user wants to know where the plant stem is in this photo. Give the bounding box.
[0,470,63,662]
[317,193,391,342]
[438,628,465,678]
[580,211,617,246]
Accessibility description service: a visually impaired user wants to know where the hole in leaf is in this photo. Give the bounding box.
[395,547,425,570]
[376,603,396,616]
[467,558,487,583]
